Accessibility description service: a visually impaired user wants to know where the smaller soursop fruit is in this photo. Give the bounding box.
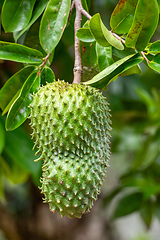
[29,80,111,218]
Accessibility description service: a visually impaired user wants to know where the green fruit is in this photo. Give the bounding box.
[29,80,111,218]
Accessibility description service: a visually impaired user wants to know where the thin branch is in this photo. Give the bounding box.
[68,0,75,21]
[73,0,82,84]
[141,51,150,65]
[37,52,53,76]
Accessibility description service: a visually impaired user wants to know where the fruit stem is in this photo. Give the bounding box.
[73,0,82,84]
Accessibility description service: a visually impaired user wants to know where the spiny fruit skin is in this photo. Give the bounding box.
[29,80,111,219]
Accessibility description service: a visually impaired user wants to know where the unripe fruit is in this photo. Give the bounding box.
[29,80,111,218]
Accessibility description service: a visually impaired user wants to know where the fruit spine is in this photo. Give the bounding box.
[29,80,111,218]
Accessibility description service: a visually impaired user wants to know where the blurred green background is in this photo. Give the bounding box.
[0,0,160,240]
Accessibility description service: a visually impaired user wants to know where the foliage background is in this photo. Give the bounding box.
[0,0,160,240]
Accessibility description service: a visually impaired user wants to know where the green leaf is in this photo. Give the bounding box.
[125,0,159,51]
[76,28,95,43]
[4,124,42,184]
[0,41,43,63]
[0,121,5,154]
[113,191,143,218]
[84,53,143,89]
[140,201,153,228]
[14,0,48,41]
[148,40,160,55]
[0,66,35,111]
[120,64,142,76]
[2,0,36,32]
[110,0,138,34]
[149,54,160,73]
[81,42,98,82]
[5,70,40,131]
[40,0,71,54]
[96,43,113,71]
[41,66,55,86]
[89,13,124,50]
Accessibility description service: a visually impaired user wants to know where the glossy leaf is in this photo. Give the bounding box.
[81,42,98,82]
[40,0,71,54]
[41,66,55,86]
[76,28,95,43]
[0,41,43,63]
[125,0,159,51]
[96,43,113,71]
[148,40,160,55]
[120,64,142,76]
[0,66,35,111]
[5,70,40,131]
[84,54,143,89]
[14,0,48,41]
[89,13,124,50]
[149,54,160,73]
[113,191,143,218]
[110,0,138,34]
[2,0,36,32]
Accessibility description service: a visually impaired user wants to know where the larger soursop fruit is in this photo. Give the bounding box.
[29,80,111,218]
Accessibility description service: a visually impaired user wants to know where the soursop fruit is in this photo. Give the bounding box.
[29,80,111,218]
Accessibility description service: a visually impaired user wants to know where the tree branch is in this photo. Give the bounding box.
[73,0,82,84]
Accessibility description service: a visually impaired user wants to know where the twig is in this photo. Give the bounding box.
[73,0,82,84]
[68,0,75,21]
[141,51,150,65]
[37,52,53,76]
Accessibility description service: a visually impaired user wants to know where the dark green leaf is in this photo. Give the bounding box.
[84,53,143,89]
[96,43,113,71]
[89,13,124,50]
[140,200,154,228]
[0,66,35,111]
[14,0,48,41]
[5,70,40,131]
[0,41,43,63]
[81,42,98,82]
[41,66,55,86]
[125,0,159,51]
[120,64,142,76]
[149,54,160,73]
[113,191,143,218]
[76,28,95,42]
[4,124,42,184]
[40,0,71,54]
[2,0,36,32]
[102,186,122,207]
[110,0,138,34]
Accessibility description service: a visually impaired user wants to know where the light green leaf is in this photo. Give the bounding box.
[2,0,36,32]
[0,66,35,111]
[110,0,138,34]
[84,54,143,89]
[125,0,159,51]
[76,28,95,42]
[5,70,40,131]
[14,0,48,41]
[120,64,142,76]
[0,41,43,63]
[149,54,160,73]
[89,13,124,50]
[148,40,160,55]
[40,0,71,54]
